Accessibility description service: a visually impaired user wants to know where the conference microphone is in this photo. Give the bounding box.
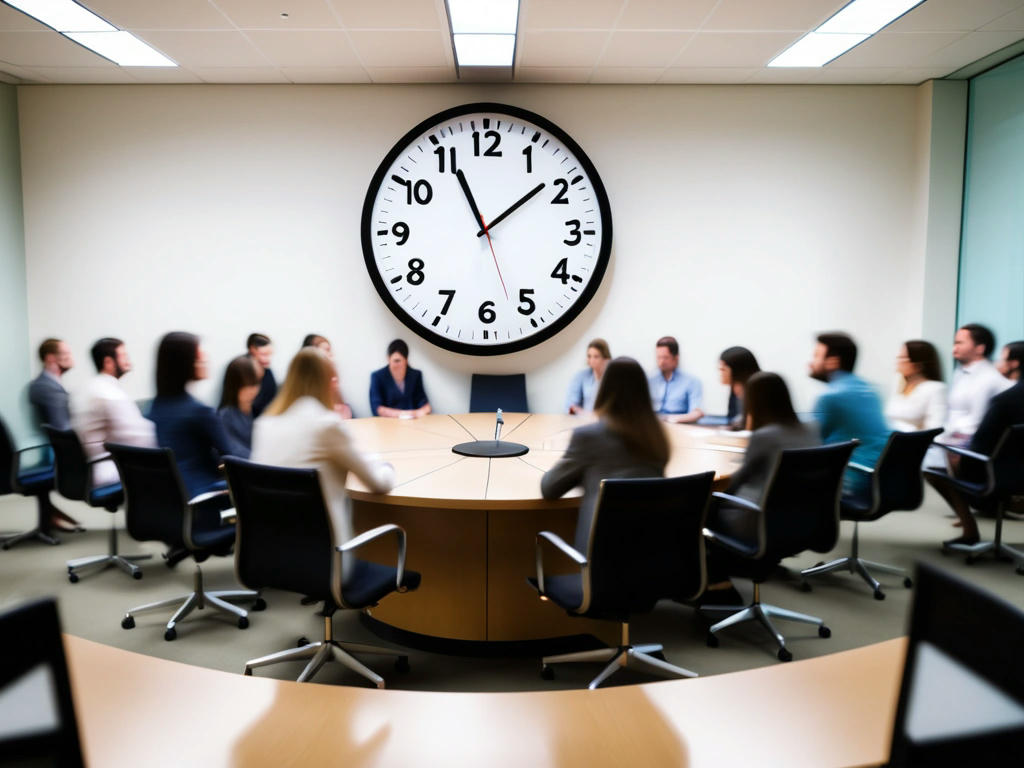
[494,408,504,442]
[452,407,526,459]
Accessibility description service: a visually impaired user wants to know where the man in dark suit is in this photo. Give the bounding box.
[27,337,82,532]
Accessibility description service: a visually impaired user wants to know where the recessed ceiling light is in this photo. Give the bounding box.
[2,0,115,32]
[768,32,869,68]
[447,0,518,35]
[453,34,516,67]
[64,31,177,67]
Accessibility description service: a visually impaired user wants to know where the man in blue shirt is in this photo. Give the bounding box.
[809,332,890,498]
[648,336,704,423]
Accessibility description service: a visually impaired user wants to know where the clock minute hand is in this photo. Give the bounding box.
[477,182,546,237]
[456,169,487,231]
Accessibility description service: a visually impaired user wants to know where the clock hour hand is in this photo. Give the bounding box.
[476,182,546,237]
[456,169,487,231]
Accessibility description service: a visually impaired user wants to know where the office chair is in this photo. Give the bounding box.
[0,415,61,549]
[224,457,420,688]
[888,562,1024,766]
[923,424,1024,571]
[107,443,261,641]
[43,425,152,582]
[528,472,715,689]
[0,598,85,767]
[801,428,942,599]
[469,373,528,413]
[703,441,857,661]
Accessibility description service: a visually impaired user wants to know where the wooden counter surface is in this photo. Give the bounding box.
[65,634,903,767]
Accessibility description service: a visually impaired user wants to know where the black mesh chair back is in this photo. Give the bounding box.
[868,428,943,518]
[224,457,334,601]
[469,373,528,413]
[991,424,1024,500]
[583,472,714,621]
[760,441,857,561]
[0,598,85,767]
[0,416,16,495]
[889,562,1024,765]
[42,426,93,502]
[105,443,189,549]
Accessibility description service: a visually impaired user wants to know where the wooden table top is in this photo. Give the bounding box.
[65,634,903,767]
[344,414,745,509]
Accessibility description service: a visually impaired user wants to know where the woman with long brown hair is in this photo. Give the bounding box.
[542,357,669,553]
[885,339,947,431]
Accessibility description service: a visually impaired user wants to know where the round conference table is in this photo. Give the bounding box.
[342,413,746,647]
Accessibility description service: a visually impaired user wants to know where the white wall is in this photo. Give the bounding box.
[19,83,937,417]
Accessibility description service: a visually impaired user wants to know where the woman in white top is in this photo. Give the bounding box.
[565,338,611,414]
[251,348,394,579]
[886,340,948,431]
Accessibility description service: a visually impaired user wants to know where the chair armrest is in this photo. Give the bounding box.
[14,443,49,455]
[534,531,587,596]
[711,491,761,514]
[702,526,759,558]
[847,462,875,475]
[337,524,408,591]
[934,443,991,464]
[188,489,231,506]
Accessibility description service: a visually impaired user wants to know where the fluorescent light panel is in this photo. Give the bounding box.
[2,0,114,32]
[454,34,516,67]
[769,0,927,68]
[447,0,518,34]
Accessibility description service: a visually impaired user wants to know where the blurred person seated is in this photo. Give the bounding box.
[940,324,1012,447]
[565,338,611,414]
[886,340,948,432]
[302,333,353,419]
[71,337,155,487]
[369,339,431,419]
[808,332,889,499]
[246,333,277,418]
[252,348,395,579]
[995,340,1024,383]
[149,332,233,496]
[217,355,260,459]
[718,346,760,429]
[648,336,704,423]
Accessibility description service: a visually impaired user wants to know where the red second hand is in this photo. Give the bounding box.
[480,216,509,301]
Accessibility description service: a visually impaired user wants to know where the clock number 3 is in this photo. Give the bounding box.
[563,220,581,246]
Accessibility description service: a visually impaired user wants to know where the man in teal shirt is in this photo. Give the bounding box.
[809,333,890,498]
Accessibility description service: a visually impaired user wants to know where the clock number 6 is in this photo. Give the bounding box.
[478,301,496,324]
[517,289,536,316]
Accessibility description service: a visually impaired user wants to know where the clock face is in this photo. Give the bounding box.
[361,103,612,356]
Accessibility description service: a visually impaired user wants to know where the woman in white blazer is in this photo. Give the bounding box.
[251,348,394,579]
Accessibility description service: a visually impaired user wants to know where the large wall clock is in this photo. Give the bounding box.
[361,103,612,356]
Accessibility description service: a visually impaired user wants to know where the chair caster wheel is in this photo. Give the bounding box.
[904,577,913,588]
[777,648,793,662]
[706,634,719,648]
[395,656,410,673]
[818,625,831,639]
[164,628,177,641]
[799,580,812,593]
[297,637,310,647]
[237,616,249,630]
[252,598,267,611]
[121,615,135,630]
[243,668,252,676]
[540,665,554,680]
[132,570,142,580]
[873,589,885,601]
[68,572,79,584]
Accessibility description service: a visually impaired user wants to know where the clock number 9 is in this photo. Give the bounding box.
[407,258,425,286]
[478,300,496,324]
[472,131,502,157]
[517,289,536,316]
[550,179,569,205]
[392,221,409,246]
[392,175,433,205]
[563,220,581,246]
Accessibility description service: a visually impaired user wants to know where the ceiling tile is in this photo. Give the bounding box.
[0,30,109,67]
[703,0,841,31]
[190,66,289,83]
[365,66,455,82]
[590,66,664,82]
[330,0,443,29]
[659,66,756,83]
[347,30,449,67]
[521,0,624,30]
[518,30,608,67]
[673,31,800,67]
[921,29,1024,67]
[599,30,693,67]
[27,66,135,83]
[0,3,50,30]
[885,0,1024,33]
[616,0,717,30]
[136,31,270,67]
[983,7,1024,30]
[245,30,361,67]
[84,0,233,30]
[515,66,592,82]
[281,66,371,83]
[215,0,340,29]
[829,31,966,67]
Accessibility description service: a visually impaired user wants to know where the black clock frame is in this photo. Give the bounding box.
[360,102,613,357]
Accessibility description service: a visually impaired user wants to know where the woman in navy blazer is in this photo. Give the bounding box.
[369,339,431,418]
[149,332,234,497]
